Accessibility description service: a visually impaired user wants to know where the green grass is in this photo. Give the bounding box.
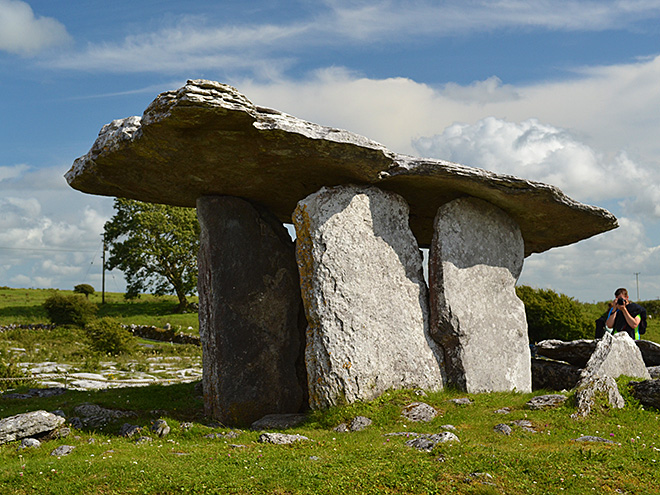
[0,288,199,333]
[1,385,660,494]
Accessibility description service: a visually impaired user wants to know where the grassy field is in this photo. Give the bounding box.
[0,288,199,333]
[1,288,660,493]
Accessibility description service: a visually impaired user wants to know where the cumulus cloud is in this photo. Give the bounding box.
[0,0,71,55]
[412,117,652,206]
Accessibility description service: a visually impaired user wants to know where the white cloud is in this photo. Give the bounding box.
[0,0,71,56]
[412,117,654,209]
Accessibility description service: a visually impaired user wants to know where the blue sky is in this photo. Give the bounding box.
[2,0,660,302]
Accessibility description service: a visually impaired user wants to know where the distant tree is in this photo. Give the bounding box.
[103,198,199,312]
[74,284,95,299]
[516,285,593,343]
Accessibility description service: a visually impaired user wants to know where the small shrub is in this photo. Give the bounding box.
[516,285,593,343]
[74,284,95,298]
[43,293,98,326]
[85,317,136,356]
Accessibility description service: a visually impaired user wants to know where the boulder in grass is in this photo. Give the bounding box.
[0,410,65,445]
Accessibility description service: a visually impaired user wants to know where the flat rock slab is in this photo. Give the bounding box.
[66,79,616,255]
[534,339,597,368]
[526,394,567,410]
[294,185,444,409]
[636,340,660,366]
[0,410,65,444]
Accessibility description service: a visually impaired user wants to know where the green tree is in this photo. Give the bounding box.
[103,198,200,312]
[74,283,95,299]
[516,285,593,343]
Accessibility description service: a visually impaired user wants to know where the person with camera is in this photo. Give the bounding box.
[603,287,647,340]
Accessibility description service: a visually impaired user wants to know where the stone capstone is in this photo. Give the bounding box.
[197,196,307,425]
[293,185,444,409]
[66,79,617,255]
[582,332,650,381]
[429,197,531,393]
[0,410,65,445]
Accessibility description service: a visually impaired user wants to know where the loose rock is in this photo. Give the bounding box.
[51,445,75,456]
[401,402,438,422]
[0,410,65,445]
[526,394,567,410]
[258,433,309,445]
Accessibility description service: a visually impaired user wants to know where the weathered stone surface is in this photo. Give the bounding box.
[66,79,617,255]
[494,424,512,435]
[571,374,624,418]
[73,403,137,427]
[582,332,650,380]
[198,196,306,426]
[534,339,596,368]
[636,340,660,366]
[258,432,309,444]
[0,411,65,445]
[648,366,660,379]
[429,197,531,393]
[50,445,75,456]
[294,185,444,409]
[151,419,170,437]
[401,402,439,423]
[531,358,582,391]
[335,416,373,432]
[526,394,567,410]
[629,379,660,410]
[405,432,459,451]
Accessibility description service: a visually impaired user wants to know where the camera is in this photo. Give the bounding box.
[617,297,625,305]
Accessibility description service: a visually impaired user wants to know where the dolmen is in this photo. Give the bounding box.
[66,79,617,425]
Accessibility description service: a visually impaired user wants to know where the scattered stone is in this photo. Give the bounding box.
[582,332,650,380]
[309,456,321,461]
[510,420,533,428]
[251,414,308,431]
[19,438,41,449]
[429,197,531,394]
[401,402,438,422]
[573,436,615,444]
[494,407,511,414]
[151,419,170,437]
[229,444,247,448]
[0,410,65,445]
[119,424,142,438]
[180,422,193,431]
[198,195,306,426]
[467,473,495,486]
[449,398,472,405]
[73,403,138,427]
[629,379,660,410]
[441,425,457,431]
[135,436,153,444]
[295,185,444,409]
[258,433,309,445]
[334,416,373,433]
[45,426,71,440]
[532,358,582,391]
[51,445,75,456]
[494,424,512,435]
[67,417,84,430]
[526,394,567,410]
[405,432,459,451]
[571,374,624,419]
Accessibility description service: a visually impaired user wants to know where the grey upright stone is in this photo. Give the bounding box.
[582,332,650,380]
[429,197,531,393]
[293,185,444,409]
[198,196,307,426]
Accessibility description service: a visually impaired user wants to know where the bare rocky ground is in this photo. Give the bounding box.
[7,348,202,391]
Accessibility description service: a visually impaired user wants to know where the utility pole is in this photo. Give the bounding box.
[102,240,107,305]
[634,272,640,300]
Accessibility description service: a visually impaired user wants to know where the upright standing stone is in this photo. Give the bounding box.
[582,331,650,380]
[294,185,444,409]
[429,197,531,393]
[197,196,307,426]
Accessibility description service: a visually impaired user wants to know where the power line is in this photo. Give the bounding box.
[0,246,97,253]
